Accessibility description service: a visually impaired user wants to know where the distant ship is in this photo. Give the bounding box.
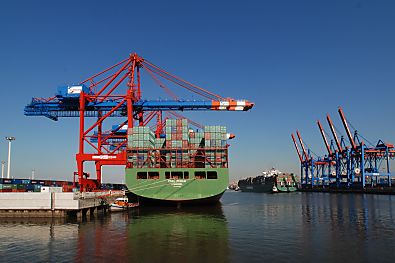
[238,168,298,193]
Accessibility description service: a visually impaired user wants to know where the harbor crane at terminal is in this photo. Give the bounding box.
[25,53,254,191]
[292,107,395,191]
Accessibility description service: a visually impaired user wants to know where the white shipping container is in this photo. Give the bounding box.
[41,187,63,193]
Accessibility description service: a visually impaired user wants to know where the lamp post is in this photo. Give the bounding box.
[1,161,5,179]
[5,137,16,179]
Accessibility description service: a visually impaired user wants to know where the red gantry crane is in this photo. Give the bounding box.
[25,53,254,191]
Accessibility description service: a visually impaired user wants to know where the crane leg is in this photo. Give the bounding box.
[77,155,84,192]
[95,161,102,187]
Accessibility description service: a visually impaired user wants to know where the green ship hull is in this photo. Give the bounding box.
[125,167,228,204]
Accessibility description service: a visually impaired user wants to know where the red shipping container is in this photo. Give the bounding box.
[63,185,73,192]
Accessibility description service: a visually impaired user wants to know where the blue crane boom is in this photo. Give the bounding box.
[24,85,253,121]
[24,98,253,121]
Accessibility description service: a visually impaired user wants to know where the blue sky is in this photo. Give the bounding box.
[0,0,394,183]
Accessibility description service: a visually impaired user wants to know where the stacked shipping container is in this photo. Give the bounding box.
[0,179,126,192]
[165,119,189,148]
[0,179,74,192]
[189,129,205,168]
[165,119,189,167]
[127,126,155,148]
[127,126,155,168]
[126,119,229,169]
[203,125,228,168]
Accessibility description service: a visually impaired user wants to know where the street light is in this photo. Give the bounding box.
[1,161,5,179]
[5,137,16,179]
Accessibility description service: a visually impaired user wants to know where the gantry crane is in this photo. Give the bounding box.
[25,53,254,191]
[292,107,395,191]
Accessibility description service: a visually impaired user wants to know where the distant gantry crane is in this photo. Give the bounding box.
[292,107,395,191]
[24,53,254,191]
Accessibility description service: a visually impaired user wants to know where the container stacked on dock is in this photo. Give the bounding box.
[0,178,74,192]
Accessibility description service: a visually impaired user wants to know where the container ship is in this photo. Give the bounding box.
[126,119,231,205]
[23,53,254,198]
[238,168,298,193]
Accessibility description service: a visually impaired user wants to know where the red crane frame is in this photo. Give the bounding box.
[74,53,253,191]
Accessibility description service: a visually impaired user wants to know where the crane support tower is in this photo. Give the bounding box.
[25,53,254,191]
[292,107,395,193]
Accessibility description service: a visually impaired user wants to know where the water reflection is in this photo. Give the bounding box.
[75,211,131,262]
[126,206,228,262]
[1,193,395,263]
[301,193,395,263]
[75,205,229,263]
[0,218,79,262]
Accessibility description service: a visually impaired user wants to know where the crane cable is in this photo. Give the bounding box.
[143,63,216,100]
[333,124,351,145]
[142,59,224,101]
[347,119,375,147]
[304,145,319,158]
[144,67,179,100]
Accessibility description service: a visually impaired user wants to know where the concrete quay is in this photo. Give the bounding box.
[0,190,125,218]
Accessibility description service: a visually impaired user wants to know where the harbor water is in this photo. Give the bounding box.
[0,191,394,262]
